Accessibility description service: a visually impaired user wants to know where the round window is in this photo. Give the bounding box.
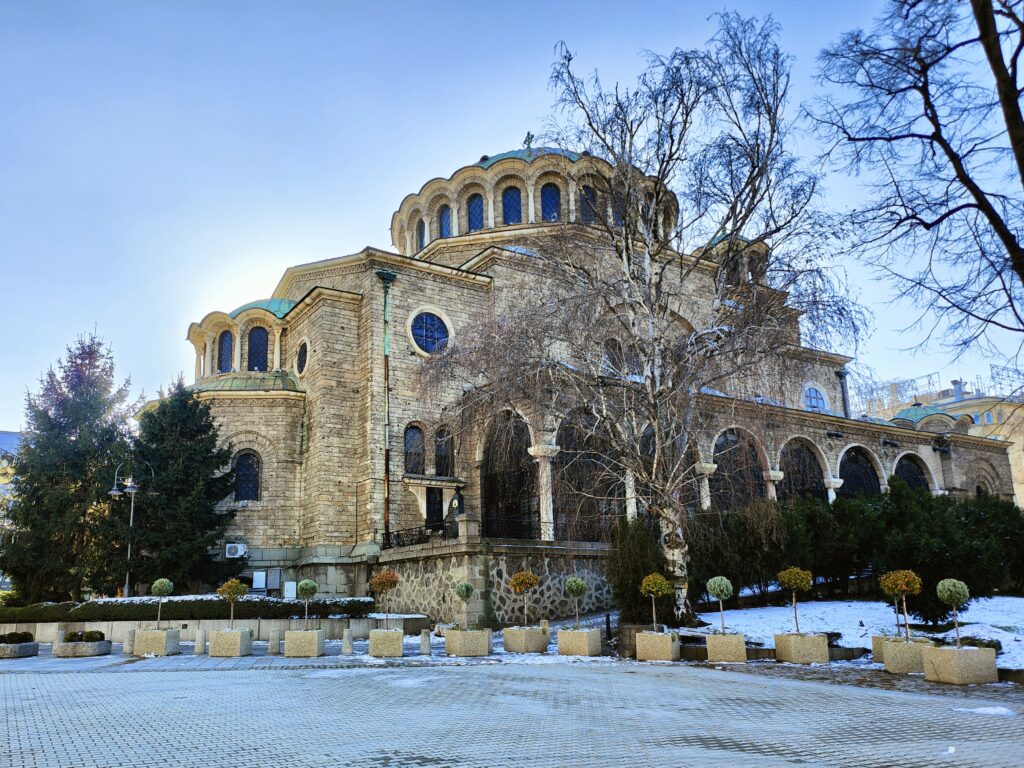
[296,342,308,375]
[411,312,449,354]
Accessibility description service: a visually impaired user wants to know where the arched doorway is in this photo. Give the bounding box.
[837,447,882,499]
[894,454,930,491]
[710,429,767,511]
[481,412,538,539]
[777,440,827,502]
[554,413,623,541]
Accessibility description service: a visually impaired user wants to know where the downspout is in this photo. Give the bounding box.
[377,270,397,545]
[836,369,851,419]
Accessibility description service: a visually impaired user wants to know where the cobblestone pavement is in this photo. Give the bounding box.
[2,655,1022,767]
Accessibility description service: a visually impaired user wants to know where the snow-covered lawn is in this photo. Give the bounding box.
[696,596,1024,669]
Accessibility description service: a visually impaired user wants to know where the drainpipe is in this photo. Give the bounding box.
[377,270,397,545]
[836,369,851,419]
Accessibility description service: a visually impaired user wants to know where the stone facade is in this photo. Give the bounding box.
[171,147,1016,626]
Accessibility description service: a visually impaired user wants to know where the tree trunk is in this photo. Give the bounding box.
[304,600,309,631]
[953,607,961,648]
[657,512,693,626]
[575,598,580,630]
[791,591,800,634]
[230,602,234,630]
[157,600,162,630]
[719,599,725,632]
[901,596,911,642]
[651,594,657,632]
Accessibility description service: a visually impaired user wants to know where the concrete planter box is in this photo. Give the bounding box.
[0,642,39,659]
[503,626,548,654]
[53,640,112,658]
[706,633,746,663]
[445,628,493,657]
[883,639,928,674]
[284,629,325,658]
[134,629,180,657]
[871,635,888,663]
[557,628,601,657]
[774,633,829,664]
[209,629,253,657]
[369,629,404,657]
[636,631,680,662]
[923,645,998,685]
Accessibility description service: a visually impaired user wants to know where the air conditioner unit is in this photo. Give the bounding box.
[224,542,248,559]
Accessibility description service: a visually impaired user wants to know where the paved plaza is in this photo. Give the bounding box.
[2,650,1022,767]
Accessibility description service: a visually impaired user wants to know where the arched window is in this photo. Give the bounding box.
[411,312,449,354]
[481,411,538,539]
[710,429,766,510]
[777,441,826,501]
[437,205,452,238]
[894,455,929,491]
[234,451,260,501]
[804,387,826,411]
[579,185,599,224]
[540,183,561,222]
[554,413,623,541]
[217,331,234,373]
[435,427,454,477]
[467,193,484,232]
[837,447,881,498]
[247,327,269,372]
[296,342,308,375]
[416,219,426,251]
[404,425,425,474]
[502,187,522,225]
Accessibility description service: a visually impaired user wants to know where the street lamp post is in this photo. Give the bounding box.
[109,460,154,598]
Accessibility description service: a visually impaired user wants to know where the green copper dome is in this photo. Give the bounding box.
[475,148,581,169]
[191,371,302,393]
[893,402,950,422]
[229,298,296,319]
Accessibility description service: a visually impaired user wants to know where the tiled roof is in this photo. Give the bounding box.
[190,372,302,393]
[229,298,296,319]
[475,148,581,169]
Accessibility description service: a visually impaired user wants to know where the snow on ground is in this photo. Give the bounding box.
[696,596,1024,669]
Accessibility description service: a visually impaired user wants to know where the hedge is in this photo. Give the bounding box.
[0,596,374,623]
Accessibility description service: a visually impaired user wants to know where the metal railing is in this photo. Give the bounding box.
[383,518,459,550]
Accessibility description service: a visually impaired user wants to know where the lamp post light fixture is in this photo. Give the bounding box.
[109,460,154,598]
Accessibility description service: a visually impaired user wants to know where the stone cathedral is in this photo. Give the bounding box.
[179,148,1013,625]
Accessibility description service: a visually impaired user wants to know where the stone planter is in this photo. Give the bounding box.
[53,640,112,658]
[369,629,404,657]
[0,642,39,659]
[134,629,180,657]
[883,639,928,674]
[445,628,493,657]
[636,631,680,662]
[923,645,998,685]
[284,629,325,658]
[774,633,829,664]
[557,628,601,657]
[706,633,746,663]
[209,629,253,657]
[503,626,548,654]
[871,635,888,663]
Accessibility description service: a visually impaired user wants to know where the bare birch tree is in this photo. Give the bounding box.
[423,13,864,624]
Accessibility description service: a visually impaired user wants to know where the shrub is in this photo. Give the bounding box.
[216,578,248,629]
[297,579,318,630]
[510,571,539,626]
[0,602,75,623]
[454,582,475,603]
[151,578,173,629]
[879,569,922,641]
[606,515,673,625]
[706,576,733,633]
[936,578,970,647]
[0,631,33,644]
[777,567,813,634]
[640,573,673,631]
[369,570,400,624]
[564,576,587,629]
[63,630,105,643]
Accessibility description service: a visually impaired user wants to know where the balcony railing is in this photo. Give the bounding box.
[382,518,459,550]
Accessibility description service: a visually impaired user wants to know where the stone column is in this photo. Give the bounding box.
[624,469,638,521]
[568,179,578,222]
[526,185,536,223]
[204,333,215,378]
[194,349,202,383]
[694,462,717,511]
[486,192,495,228]
[765,469,784,501]
[232,329,242,372]
[824,477,844,504]
[273,328,282,371]
[450,204,460,237]
[527,444,560,541]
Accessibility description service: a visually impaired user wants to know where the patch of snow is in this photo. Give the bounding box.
[367,613,426,620]
[953,706,1017,717]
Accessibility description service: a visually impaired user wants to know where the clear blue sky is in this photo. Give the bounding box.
[0,0,1002,429]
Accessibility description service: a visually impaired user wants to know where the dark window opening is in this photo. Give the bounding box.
[467,193,484,232]
[411,312,449,354]
[435,427,454,477]
[894,455,929,491]
[502,187,522,225]
[481,412,538,539]
[404,425,425,474]
[710,430,767,510]
[234,452,260,501]
[426,487,444,531]
[540,183,561,222]
[217,330,233,373]
[777,441,827,502]
[837,447,881,498]
[247,327,269,372]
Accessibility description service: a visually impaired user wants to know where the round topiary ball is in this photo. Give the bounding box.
[564,576,587,599]
[297,579,318,600]
[640,573,673,598]
[936,578,970,609]
[777,567,813,593]
[510,571,540,595]
[150,578,173,598]
[454,582,475,603]
[879,569,922,598]
[706,576,733,602]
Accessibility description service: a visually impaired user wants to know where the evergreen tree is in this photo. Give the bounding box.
[0,335,133,601]
[132,381,241,591]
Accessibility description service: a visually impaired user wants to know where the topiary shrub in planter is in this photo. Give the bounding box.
[923,579,998,684]
[445,583,492,657]
[557,576,600,657]
[285,579,325,658]
[368,570,403,658]
[0,631,38,659]
[878,570,925,674]
[135,578,181,656]
[705,576,745,664]
[53,630,112,658]
[209,578,252,657]
[636,573,679,661]
[773,567,827,664]
[504,571,546,654]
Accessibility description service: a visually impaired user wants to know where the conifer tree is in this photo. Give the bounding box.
[0,334,133,601]
[132,381,241,590]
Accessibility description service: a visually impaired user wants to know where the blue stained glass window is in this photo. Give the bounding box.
[247,327,269,371]
[404,425,425,474]
[438,205,452,238]
[541,184,561,222]
[502,187,522,225]
[234,451,260,501]
[804,387,826,411]
[217,330,233,373]
[416,219,426,250]
[411,312,449,354]
[580,185,599,224]
[467,194,484,232]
